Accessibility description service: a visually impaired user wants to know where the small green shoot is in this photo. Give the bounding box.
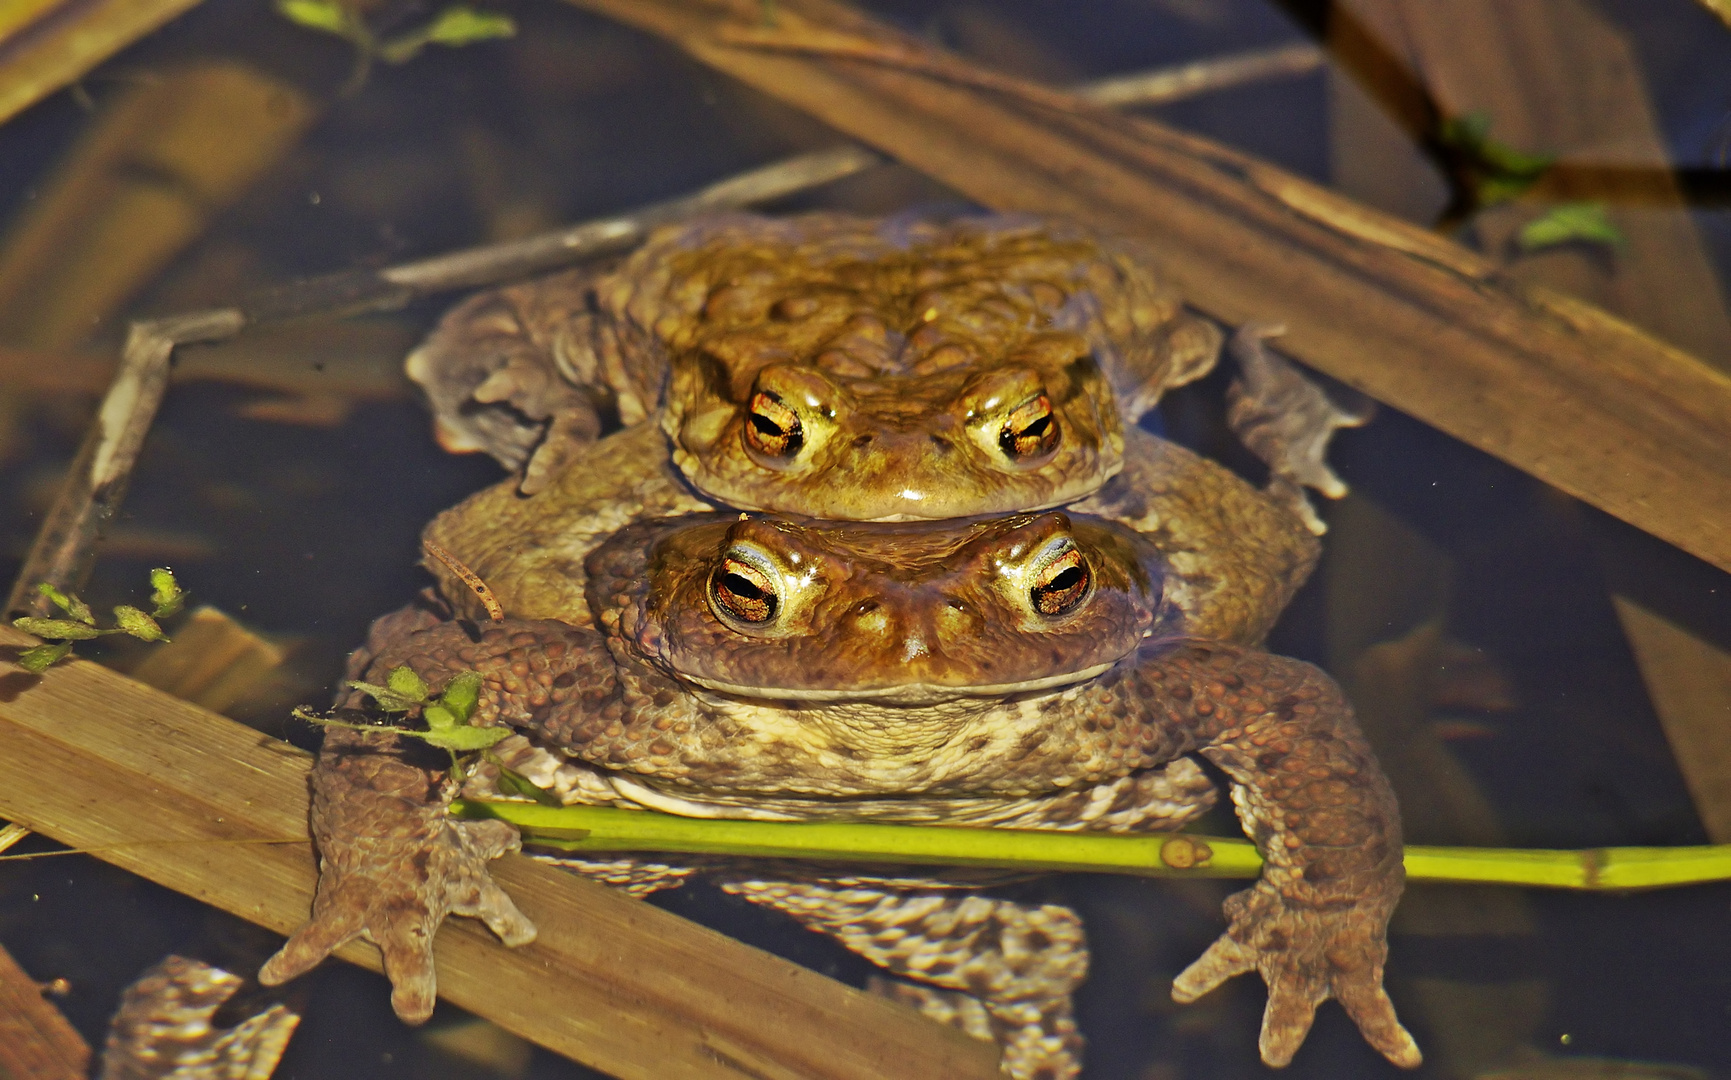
[15,643,73,672]
[277,0,355,37]
[346,664,429,713]
[275,0,515,92]
[377,6,516,64]
[112,606,166,643]
[36,582,93,626]
[1436,110,1555,209]
[295,666,509,785]
[1516,202,1626,253]
[149,568,186,618]
[11,570,185,673]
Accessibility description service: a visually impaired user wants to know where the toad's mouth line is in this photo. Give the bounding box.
[674,661,1119,705]
[710,488,1080,523]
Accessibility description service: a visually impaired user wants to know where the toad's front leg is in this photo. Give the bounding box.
[1224,324,1372,535]
[260,618,613,1021]
[1114,640,1419,1068]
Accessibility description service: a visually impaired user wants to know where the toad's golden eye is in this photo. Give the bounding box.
[1030,545,1090,616]
[999,394,1060,460]
[712,556,779,623]
[745,392,803,458]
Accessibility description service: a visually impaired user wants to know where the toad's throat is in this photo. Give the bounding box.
[674,661,1119,705]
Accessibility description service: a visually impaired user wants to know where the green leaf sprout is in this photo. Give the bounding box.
[37,582,94,626]
[112,606,166,643]
[275,0,358,37]
[10,571,187,673]
[16,642,73,673]
[13,618,103,642]
[275,0,515,91]
[1437,110,1555,209]
[1516,202,1626,253]
[295,666,509,773]
[149,568,186,619]
[379,6,516,64]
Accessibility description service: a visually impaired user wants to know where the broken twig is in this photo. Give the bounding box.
[7,311,242,618]
[1077,42,1326,108]
[4,147,876,617]
[0,941,89,1080]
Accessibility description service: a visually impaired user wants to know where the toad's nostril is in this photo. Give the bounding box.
[851,599,889,636]
[852,433,875,449]
[935,596,979,637]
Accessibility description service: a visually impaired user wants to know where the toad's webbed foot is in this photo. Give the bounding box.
[1114,641,1415,1067]
[262,618,607,1021]
[1224,324,1373,535]
[1172,877,1419,1068]
[260,727,535,1022]
[263,617,613,1017]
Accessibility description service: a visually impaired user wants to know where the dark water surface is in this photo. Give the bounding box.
[2,1,1729,1077]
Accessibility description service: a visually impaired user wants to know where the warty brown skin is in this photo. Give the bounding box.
[617,511,1162,701]
[408,212,1222,517]
[420,420,1318,649]
[262,514,1417,1070]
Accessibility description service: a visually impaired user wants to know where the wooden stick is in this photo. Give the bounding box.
[1613,596,1731,842]
[559,0,1731,578]
[1077,42,1326,109]
[0,63,318,350]
[238,144,887,322]
[1333,0,1731,845]
[0,626,1000,1080]
[0,0,209,126]
[5,310,244,619]
[1691,0,1731,30]
[0,941,90,1080]
[3,147,878,618]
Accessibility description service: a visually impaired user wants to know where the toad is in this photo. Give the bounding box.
[409,212,1365,528]
[416,420,1320,651]
[260,509,1418,1076]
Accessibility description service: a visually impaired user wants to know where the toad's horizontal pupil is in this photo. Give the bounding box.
[1045,566,1084,591]
[746,393,804,457]
[998,395,1059,459]
[1031,554,1089,615]
[723,573,768,600]
[716,562,778,623]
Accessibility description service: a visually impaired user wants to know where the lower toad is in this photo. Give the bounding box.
[261,508,1417,1076]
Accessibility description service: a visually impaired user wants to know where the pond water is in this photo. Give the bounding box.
[1,1,1730,1077]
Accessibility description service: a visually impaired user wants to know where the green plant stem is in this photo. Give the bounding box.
[452,800,1731,891]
